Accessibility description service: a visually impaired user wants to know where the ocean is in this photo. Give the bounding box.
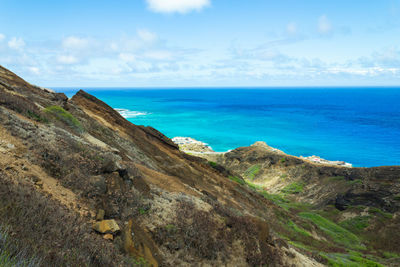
[60,88,400,167]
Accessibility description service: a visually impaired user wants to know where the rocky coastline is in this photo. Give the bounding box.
[172,137,353,168]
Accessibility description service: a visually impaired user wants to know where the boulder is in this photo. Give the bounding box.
[92,219,120,234]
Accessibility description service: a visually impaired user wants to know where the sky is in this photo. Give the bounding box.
[1,0,400,87]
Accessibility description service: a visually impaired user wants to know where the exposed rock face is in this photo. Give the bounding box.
[172,136,214,152]
[93,220,120,234]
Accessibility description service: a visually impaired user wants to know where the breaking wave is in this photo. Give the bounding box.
[115,108,149,118]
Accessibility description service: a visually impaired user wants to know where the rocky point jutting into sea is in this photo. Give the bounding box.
[1,65,400,266]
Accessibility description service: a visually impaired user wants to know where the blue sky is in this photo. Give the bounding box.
[1,0,400,87]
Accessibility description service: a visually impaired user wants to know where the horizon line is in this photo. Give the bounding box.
[50,85,400,90]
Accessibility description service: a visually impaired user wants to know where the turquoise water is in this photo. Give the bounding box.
[60,88,400,167]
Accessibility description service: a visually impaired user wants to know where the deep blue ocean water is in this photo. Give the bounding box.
[60,88,400,167]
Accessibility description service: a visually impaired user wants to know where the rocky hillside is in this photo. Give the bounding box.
[0,65,325,266]
[1,65,399,266]
[202,141,400,266]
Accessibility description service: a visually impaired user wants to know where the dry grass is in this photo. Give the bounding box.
[0,176,129,266]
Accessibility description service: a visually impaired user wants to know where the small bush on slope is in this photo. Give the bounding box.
[44,105,83,132]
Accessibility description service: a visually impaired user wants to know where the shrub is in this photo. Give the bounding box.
[208,161,217,168]
[44,105,83,132]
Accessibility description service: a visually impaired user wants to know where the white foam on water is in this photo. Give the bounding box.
[115,108,149,118]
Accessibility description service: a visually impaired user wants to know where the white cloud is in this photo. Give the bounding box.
[318,15,332,34]
[0,34,5,42]
[146,0,210,14]
[57,55,79,64]
[28,67,40,75]
[8,37,25,50]
[62,36,89,50]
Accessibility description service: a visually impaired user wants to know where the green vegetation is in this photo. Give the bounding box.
[228,176,245,185]
[165,224,176,232]
[244,164,261,180]
[349,179,363,185]
[329,176,345,181]
[321,252,383,267]
[299,212,363,250]
[44,105,83,132]
[27,110,48,123]
[280,174,288,180]
[281,182,305,194]
[382,251,400,259]
[369,207,393,219]
[339,216,370,234]
[131,256,150,267]
[245,181,311,211]
[208,161,217,168]
[280,157,286,163]
[0,226,41,266]
[394,194,400,201]
[287,220,312,238]
[138,208,148,215]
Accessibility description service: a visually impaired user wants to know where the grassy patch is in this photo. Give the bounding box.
[244,164,261,180]
[44,105,83,132]
[280,157,286,163]
[228,176,245,185]
[281,182,304,194]
[245,181,310,211]
[348,179,363,185]
[329,176,345,181]
[339,216,370,234]
[287,220,312,238]
[288,241,313,252]
[208,161,217,168]
[321,252,384,267]
[382,251,400,259]
[369,207,393,219]
[258,190,289,206]
[299,212,364,250]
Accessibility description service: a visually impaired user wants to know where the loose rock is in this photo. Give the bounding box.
[92,219,120,234]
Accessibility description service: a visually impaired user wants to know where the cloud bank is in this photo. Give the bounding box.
[146,0,210,14]
[1,27,400,87]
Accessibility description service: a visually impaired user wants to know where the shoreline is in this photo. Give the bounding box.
[172,136,353,168]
